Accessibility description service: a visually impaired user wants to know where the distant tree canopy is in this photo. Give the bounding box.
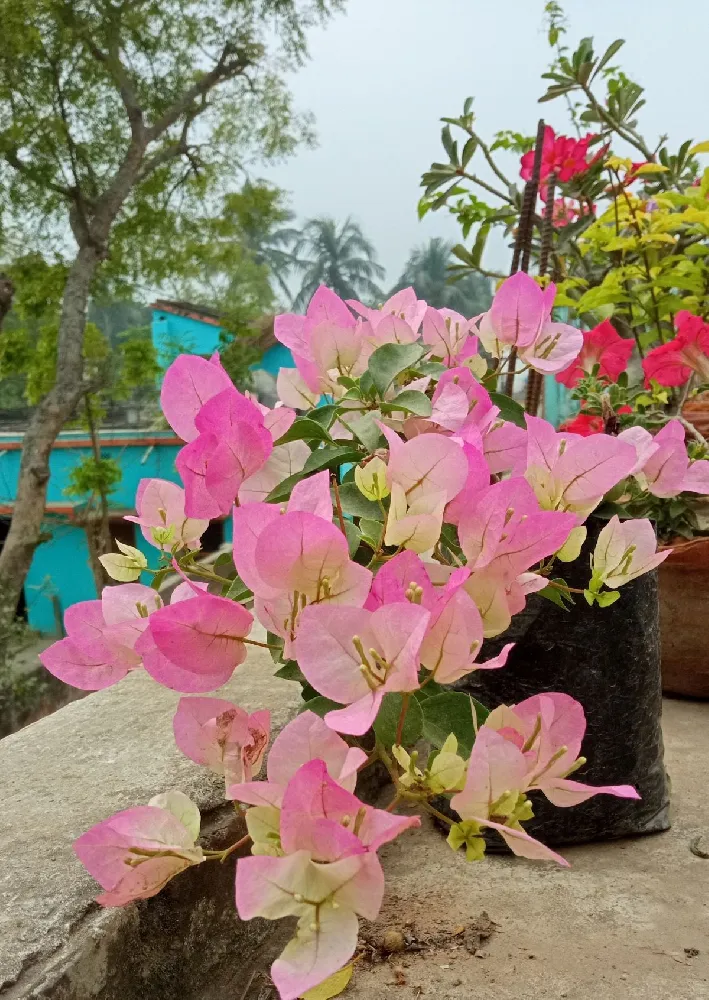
[392,237,492,317]
[0,0,346,629]
[288,216,385,309]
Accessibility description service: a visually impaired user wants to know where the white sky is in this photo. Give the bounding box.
[265,0,708,285]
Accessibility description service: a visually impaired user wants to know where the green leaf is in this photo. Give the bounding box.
[359,517,383,549]
[308,404,340,429]
[413,679,445,701]
[471,222,491,268]
[150,567,172,591]
[421,692,488,757]
[583,589,596,606]
[274,660,306,683]
[274,417,333,446]
[344,411,382,451]
[299,696,343,717]
[591,38,624,79]
[441,125,457,164]
[382,389,432,417]
[335,482,382,519]
[367,342,426,396]
[343,520,361,557]
[419,361,447,376]
[488,391,526,428]
[223,576,251,602]
[265,446,364,503]
[537,582,573,610]
[539,84,576,103]
[461,136,477,168]
[266,631,285,664]
[596,589,621,607]
[374,693,424,749]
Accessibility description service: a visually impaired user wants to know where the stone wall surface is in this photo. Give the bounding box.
[0,643,300,1000]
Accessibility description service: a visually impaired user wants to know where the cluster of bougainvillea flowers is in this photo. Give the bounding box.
[43,275,709,999]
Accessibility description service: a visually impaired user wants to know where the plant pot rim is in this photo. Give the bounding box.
[659,534,709,570]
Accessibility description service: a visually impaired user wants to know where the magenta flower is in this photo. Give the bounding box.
[137,587,253,693]
[485,693,640,807]
[125,477,208,550]
[459,478,576,578]
[365,551,512,682]
[347,287,427,334]
[294,602,430,735]
[524,414,636,517]
[422,306,481,367]
[173,697,270,788]
[236,760,418,1000]
[232,471,372,650]
[40,583,161,690]
[623,420,709,497]
[275,286,365,397]
[74,790,204,906]
[556,320,634,388]
[160,352,232,442]
[176,385,273,519]
[378,422,469,505]
[477,272,582,375]
[228,710,367,808]
[642,311,709,387]
[450,727,570,864]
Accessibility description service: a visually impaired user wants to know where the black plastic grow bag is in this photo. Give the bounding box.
[455,518,670,845]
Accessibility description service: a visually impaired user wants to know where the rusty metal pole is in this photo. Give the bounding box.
[504,118,546,398]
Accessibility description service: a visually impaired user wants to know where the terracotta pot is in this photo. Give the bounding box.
[659,536,709,698]
[682,395,709,440]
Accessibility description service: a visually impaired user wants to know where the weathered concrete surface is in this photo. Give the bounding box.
[3,647,708,1000]
[349,698,709,1000]
[0,635,300,999]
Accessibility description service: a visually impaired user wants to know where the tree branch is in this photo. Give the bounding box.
[69,8,145,140]
[146,44,256,141]
[1,146,72,197]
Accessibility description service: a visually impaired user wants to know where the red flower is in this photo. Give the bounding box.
[543,197,596,229]
[560,405,632,437]
[642,311,709,387]
[559,412,604,436]
[520,127,606,186]
[556,320,634,388]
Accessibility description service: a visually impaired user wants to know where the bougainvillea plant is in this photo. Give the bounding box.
[41,277,709,999]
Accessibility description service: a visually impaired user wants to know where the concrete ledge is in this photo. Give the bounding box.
[0,644,300,999]
[348,699,709,1000]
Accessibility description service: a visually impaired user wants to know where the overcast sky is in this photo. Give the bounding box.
[264,0,707,285]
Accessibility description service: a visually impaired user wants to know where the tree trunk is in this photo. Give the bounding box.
[0,244,100,638]
[0,274,14,330]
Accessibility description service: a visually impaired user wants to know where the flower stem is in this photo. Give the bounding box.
[242,637,282,650]
[331,474,347,537]
[204,834,251,862]
[421,802,455,827]
[395,693,411,746]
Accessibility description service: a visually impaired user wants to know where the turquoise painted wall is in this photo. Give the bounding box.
[9,314,292,634]
[0,431,185,634]
[151,309,295,375]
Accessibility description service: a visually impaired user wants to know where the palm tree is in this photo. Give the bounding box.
[289,217,385,310]
[392,238,492,316]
